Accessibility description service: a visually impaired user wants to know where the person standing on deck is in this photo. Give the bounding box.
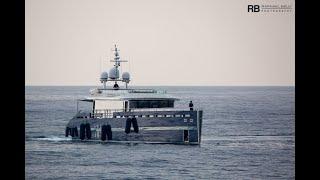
[189,101,194,111]
[113,82,119,90]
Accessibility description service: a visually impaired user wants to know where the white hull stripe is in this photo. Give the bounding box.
[72,139,200,145]
[91,126,197,131]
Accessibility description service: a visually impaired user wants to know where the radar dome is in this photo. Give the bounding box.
[122,72,130,81]
[109,67,119,79]
[100,71,108,81]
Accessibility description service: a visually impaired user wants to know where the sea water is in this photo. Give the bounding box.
[25,86,295,179]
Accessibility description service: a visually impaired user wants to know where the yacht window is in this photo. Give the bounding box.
[129,100,174,109]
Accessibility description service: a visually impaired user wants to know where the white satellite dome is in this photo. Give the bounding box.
[100,71,108,81]
[109,67,119,79]
[122,72,130,81]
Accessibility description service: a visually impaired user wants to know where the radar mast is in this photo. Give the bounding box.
[100,44,130,89]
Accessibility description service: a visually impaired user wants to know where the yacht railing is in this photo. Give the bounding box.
[91,108,198,118]
[93,109,124,118]
[90,88,167,96]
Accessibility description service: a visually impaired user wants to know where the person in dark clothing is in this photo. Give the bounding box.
[189,101,194,111]
[113,82,119,90]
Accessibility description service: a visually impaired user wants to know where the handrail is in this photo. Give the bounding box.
[91,88,167,94]
[94,108,198,112]
[91,108,201,118]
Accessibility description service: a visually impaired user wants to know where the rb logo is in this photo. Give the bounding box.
[248,5,260,12]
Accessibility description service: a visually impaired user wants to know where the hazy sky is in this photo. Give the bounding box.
[26,0,295,86]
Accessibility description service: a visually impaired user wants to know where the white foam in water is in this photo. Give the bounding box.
[35,136,72,142]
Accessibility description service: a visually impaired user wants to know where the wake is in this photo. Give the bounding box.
[27,136,72,142]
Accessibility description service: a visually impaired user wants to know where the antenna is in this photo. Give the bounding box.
[100,56,102,74]
[129,56,132,84]
[100,44,131,89]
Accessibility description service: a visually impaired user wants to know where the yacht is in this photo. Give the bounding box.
[65,45,203,144]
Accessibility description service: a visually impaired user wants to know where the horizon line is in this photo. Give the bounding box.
[25,84,295,87]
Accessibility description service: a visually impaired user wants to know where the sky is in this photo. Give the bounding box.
[25,0,295,86]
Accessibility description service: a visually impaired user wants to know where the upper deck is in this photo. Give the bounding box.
[81,88,179,102]
[76,87,180,118]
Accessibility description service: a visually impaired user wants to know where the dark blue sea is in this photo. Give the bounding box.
[25,86,295,179]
